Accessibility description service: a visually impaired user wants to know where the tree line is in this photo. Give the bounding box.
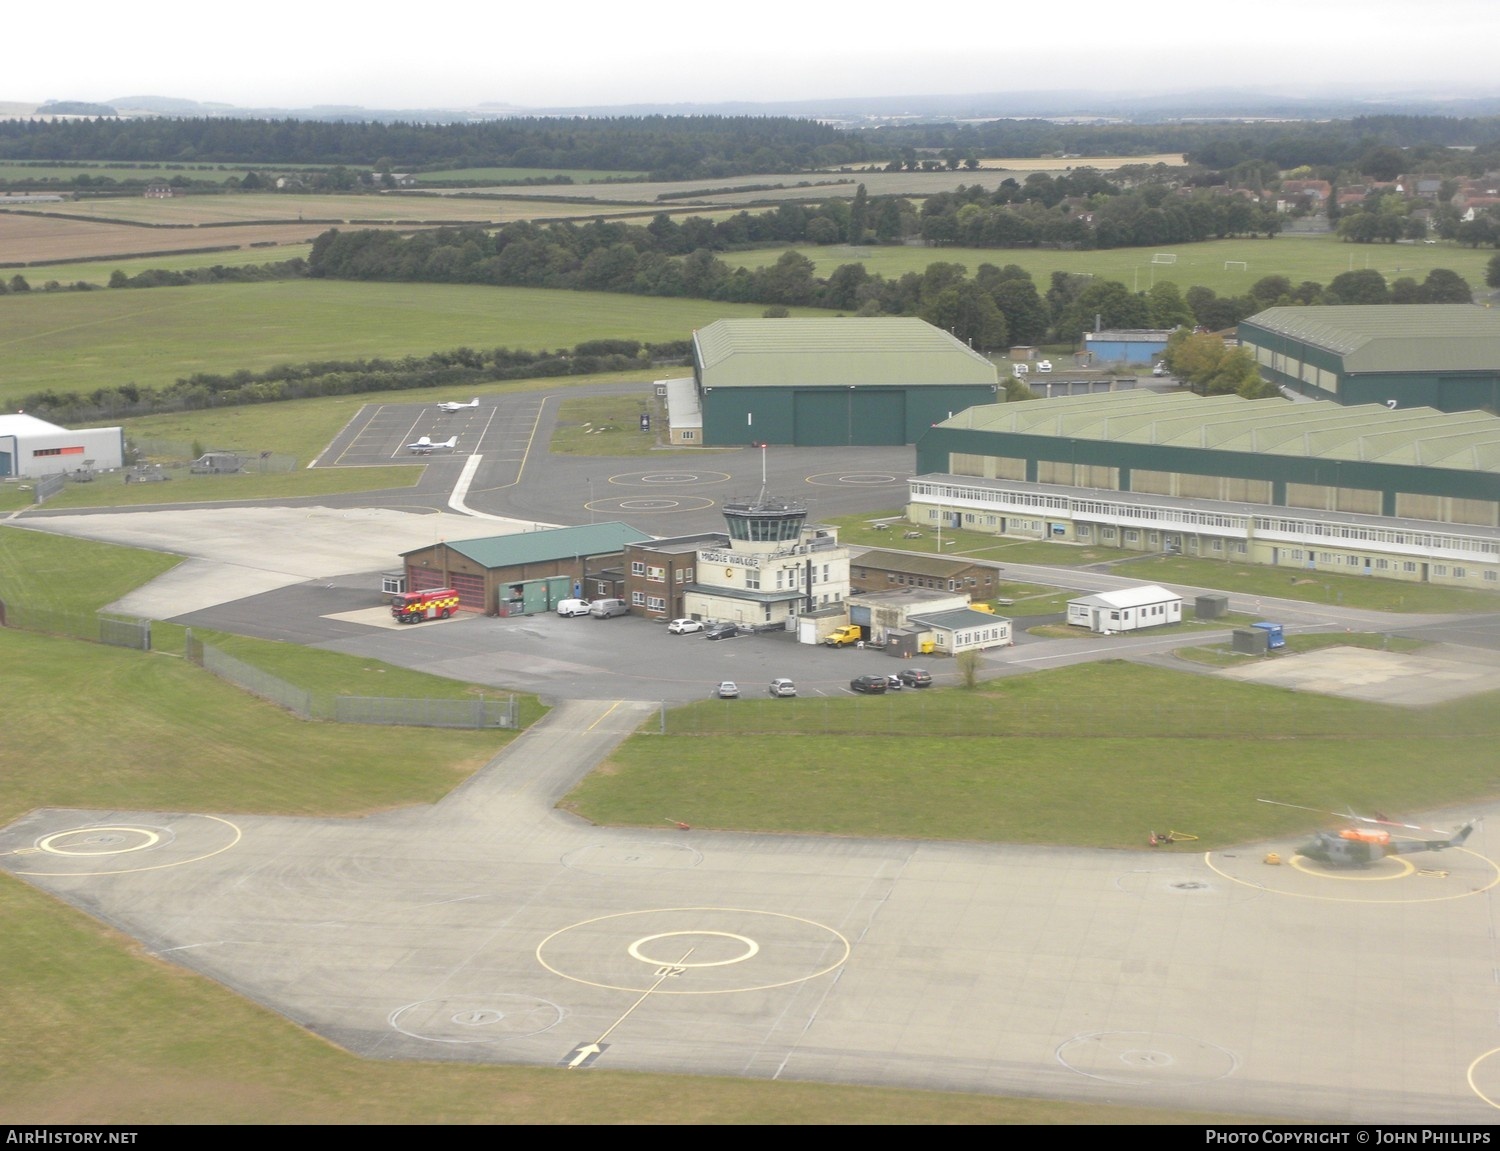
[15,339,691,425]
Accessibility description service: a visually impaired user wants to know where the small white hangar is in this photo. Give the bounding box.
[0,414,124,478]
[1067,585,1182,634]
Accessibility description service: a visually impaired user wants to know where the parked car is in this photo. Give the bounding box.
[715,681,739,699]
[667,618,703,634]
[704,622,739,640]
[1153,361,1168,377]
[823,624,863,647]
[768,678,797,698]
[589,598,629,618]
[555,598,591,617]
[897,668,934,688]
[885,675,904,691]
[850,674,887,695]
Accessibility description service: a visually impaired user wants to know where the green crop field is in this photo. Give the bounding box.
[16,242,316,286]
[0,280,831,402]
[721,235,1497,299]
[417,166,647,184]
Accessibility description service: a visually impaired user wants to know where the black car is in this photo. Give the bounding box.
[704,622,739,641]
[850,674,888,694]
[897,668,933,688]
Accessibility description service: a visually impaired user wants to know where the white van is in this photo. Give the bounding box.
[589,598,629,618]
[556,599,591,617]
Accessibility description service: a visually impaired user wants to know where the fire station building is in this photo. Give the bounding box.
[399,521,650,615]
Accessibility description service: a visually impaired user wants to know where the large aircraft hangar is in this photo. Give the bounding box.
[909,391,1500,588]
[688,317,1000,447]
[1238,305,1500,413]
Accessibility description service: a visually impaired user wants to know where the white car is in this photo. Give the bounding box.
[667,618,703,634]
[555,599,591,617]
[1036,359,1053,373]
[715,681,739,699]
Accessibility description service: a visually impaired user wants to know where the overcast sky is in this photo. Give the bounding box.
[11,0,1498,111]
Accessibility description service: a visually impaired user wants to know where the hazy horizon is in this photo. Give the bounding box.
[11,0,1499,115]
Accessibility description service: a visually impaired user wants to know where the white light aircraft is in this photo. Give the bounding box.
[436,397,479,413]
[406,436,458,455]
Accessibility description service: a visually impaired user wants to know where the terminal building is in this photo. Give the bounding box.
[622,494,850,629]
[908,391,1500,588]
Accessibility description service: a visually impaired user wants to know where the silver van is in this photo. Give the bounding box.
[589,598,629,618]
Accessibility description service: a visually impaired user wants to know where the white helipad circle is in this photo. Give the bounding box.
[1056,1031,1238,1086]
[38,826,164,856]
[587,495,716,514]
[805,471,903,487]
[608,470,730,488]
[390,995,564,1045]
[628,931,760,968]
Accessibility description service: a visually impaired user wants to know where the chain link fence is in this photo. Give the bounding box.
[0,600,151,649]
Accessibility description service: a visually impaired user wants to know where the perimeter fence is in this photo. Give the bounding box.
[0,600,151,650]
[184,631,517,729]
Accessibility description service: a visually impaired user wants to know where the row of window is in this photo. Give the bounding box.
[630,561,696,583]
[919,481,1500,561]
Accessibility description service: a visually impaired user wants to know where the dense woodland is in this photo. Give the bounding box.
[4,114,1500,179]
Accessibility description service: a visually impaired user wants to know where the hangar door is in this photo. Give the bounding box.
[793,389,906,446]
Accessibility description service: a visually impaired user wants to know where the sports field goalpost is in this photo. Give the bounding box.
[1151,252,1177,265]
[1224,260,1248,272]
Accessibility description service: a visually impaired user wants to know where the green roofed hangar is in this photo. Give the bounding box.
[1238,305,1500,413]
[677,318,1000,447]
[910,391,1500,588]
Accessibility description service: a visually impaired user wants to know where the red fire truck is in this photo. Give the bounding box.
[391,587,460,623]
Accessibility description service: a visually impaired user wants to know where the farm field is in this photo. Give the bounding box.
[0,161,342,184]
[0,280,826,402]
[417,166,647,184]
[16,241,317,285]
[455,158,1189,208]
[0,211,329,267]
[720,234,1498,298]
[0,191,652,228]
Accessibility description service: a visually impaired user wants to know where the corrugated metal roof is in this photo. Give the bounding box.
[1242,305,1500,373]
[935,391,1500,474]
[695,318,998,389]
[403,522,651,568]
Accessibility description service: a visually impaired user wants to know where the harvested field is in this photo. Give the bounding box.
[440,156,1190,207]
[0,213,329,266]
[2,192,652,228]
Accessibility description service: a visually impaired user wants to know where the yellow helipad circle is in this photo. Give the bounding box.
[1204,845,1500,903]
[38,826,162,856]
[1288,853,1415,881]
[628,930,760,968]
[537,906,850,995]
[15,816,242,877]
[1467,1047,1500,1111]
